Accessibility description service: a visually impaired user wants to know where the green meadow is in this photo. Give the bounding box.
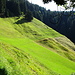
[0,17,75,75]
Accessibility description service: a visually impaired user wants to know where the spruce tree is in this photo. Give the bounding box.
[25,10,33,22]
[0,0,6,17]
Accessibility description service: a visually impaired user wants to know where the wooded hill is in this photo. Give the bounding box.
[0,0,75,43]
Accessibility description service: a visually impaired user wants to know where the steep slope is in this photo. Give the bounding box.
[0,17,62,40]
[0,17,75,75]
[5,17,75,61]
[0,40,55,75]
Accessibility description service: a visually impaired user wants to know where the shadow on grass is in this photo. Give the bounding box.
[0,68,7,75]
[14,18,28,24]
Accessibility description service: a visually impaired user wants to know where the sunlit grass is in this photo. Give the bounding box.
[0,40,54,75]
[0,37,75,75]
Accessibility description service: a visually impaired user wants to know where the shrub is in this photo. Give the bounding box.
[25,10,33,22]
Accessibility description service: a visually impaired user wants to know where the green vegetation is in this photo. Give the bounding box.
[25,11,33,22]
[0,17,75,75]
[0,40,55,75]
[39,37,75,62]
[1,0,75,44]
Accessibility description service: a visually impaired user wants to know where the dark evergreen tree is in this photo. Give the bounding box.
[25,10,33,22]
[6,0,21,16]
[20,1,27,14]
[0,0,6,17]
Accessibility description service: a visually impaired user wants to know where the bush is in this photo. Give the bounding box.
[25,10,33,22]
[0,68,7,75]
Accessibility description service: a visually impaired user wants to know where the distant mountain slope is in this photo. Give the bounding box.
[0,17,75,75]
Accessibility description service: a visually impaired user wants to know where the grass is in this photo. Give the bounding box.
[0,40,55,75]
[38,38,75,62]
[0,37,75,75]
[0,17,62,40]
[0,17,75,75]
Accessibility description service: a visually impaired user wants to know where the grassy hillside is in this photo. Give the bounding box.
[0,40,56,75]
[0,17,75,75]
[0,17,62,39]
